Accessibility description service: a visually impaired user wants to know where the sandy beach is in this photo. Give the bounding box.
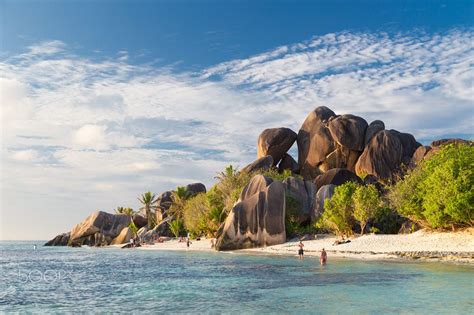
[137,229,474,264]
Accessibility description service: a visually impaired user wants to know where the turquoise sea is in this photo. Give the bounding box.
[0,241,473,314]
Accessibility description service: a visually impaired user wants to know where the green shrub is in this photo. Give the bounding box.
[353,184,382,234]
[285,195,301,237]
[389,144,473,229]
[168,219,184,238]
[317,182,358,236]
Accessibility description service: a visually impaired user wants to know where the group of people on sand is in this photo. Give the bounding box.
[298,240,327,265]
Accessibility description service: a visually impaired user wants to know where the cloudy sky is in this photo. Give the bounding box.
[1,0,473,240]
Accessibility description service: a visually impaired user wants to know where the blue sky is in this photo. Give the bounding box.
[1,0,473,239]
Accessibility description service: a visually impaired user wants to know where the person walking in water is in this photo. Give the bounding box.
[298,240,304,259]
[320,248,327,265]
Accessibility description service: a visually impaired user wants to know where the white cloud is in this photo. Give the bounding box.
[1,29,473,239]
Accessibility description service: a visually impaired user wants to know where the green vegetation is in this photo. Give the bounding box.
[115,207,135,216]
[317,182,384,236]
[317,182,358,236]
[137,192,158,229]
[389,144,473,229]
[353,184,382,234]
[168,219,184,238]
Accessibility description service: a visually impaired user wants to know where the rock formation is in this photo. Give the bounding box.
[297,107,368,179]
[257,128,297,165]
[355,130,403,180]
[44,232,70,246]
[314,168,362,190]
[69,211,131,246]
[216,175,286,250]
[241,155,274,173]
[314,184,336,219]
[278,153,300,173]
[185,182,207,198]
[283,177,317,223]
[111,227,133,245]
[364,120,385,145]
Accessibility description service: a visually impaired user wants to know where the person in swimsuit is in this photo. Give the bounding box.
[298,240,304,259]
[186,237,192,248]
[320,248,327,265]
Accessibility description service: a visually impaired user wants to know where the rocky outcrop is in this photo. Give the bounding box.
[314,168,362,190]
[69,211,131,246]
[328,114,368,151]
[297,107,368,179]
[132,213,148,229]
[241,155,274,173]
[364,120,385,145]
[185,182,207,198]
[257,128,297,165]
[44,232,70,246]
[389,130,421,164]
[431,138,472,147]
[283,177,317,223]
[156,191,173,222]
[297,106,336,179]
[111,227,133,245]
[278,153,300,174]
[410,145,432,167]
[314,184,335,219]
[355,130,403,180]
[216,175,286,251]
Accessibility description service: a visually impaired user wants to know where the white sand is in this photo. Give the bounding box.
[136,230,474,263]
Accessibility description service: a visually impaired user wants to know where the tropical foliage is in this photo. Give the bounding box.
[389,144,473,229]
[137,191,158,229]
[353,184,382,234]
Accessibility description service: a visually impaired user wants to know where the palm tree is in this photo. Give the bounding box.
[137,192,158,229]
[168,186,188,220]
[115,207,135,216]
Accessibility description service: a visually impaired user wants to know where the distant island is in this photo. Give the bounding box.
[45,106,473,262]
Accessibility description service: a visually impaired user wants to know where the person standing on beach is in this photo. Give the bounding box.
[298,240,304,259]
[320,248,327,265]
[186,237,192,248]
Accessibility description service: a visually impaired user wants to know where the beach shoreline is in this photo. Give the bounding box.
[135,229,474,264]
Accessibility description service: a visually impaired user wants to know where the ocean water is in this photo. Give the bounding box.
[0,241,472,314]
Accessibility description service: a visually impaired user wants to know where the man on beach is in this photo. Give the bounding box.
[320,248,327,265]
[298,240,304,259]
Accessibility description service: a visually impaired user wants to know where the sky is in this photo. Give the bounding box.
[0,0,473,240]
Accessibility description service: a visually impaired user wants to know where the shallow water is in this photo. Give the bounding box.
[0,241,473,314]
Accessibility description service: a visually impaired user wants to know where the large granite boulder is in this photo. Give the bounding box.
[156,190,173,222]
[283,177,317,223]
[314,184,336,219]
[185,182,207,198]
[297,106,336,179]
[355,130,403,180]
[241,155,274,174]
[132,213,148,229]
[328,114,368,151]
[389,130,421,165]
[216,175,286,251]
[44,232,70,246]
[297,107,368,179]
[314,168,362,190]
[410,145,432,167]
[278,153,300,174]
[69,211,131,246]
[111,227,133,245]
[364,120,385,145]
[257,128,297,165]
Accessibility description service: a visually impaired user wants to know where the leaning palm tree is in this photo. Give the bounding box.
[137,192,158,229]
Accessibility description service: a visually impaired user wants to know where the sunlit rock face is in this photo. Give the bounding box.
[297,107,368,179]
[257,128,297,166]
[216,175,286,251]
[69,211,131,246]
